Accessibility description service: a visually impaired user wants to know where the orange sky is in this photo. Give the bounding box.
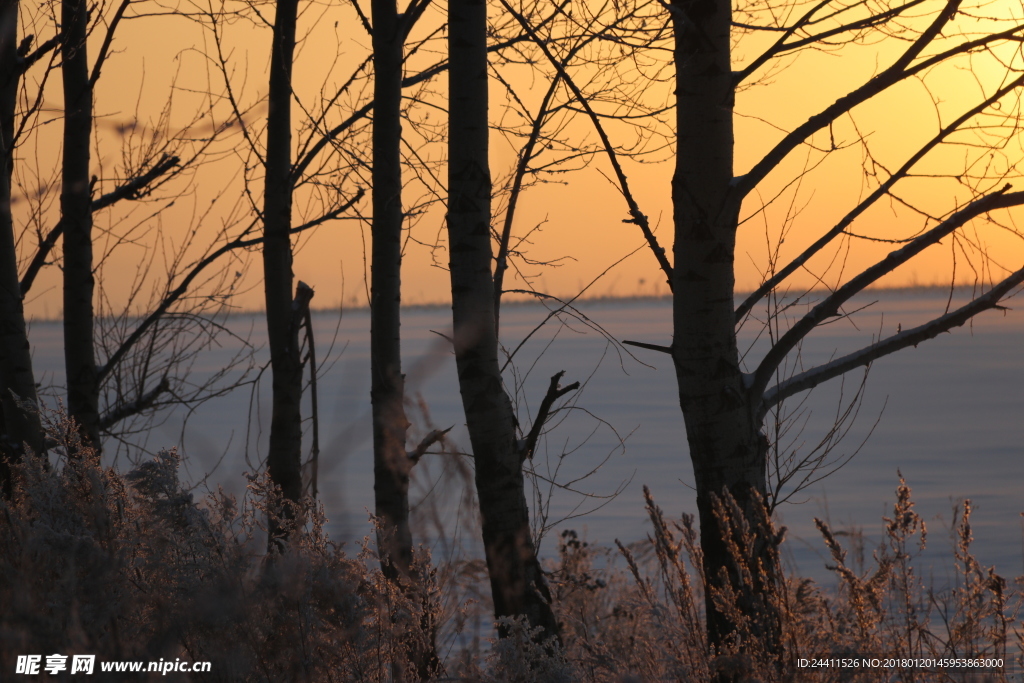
[15,0,1024,319]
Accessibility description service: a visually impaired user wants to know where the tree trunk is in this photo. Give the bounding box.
[0,0,45,496]
[370,0,413,581]
[670,0,784,668]
[372,10,443,677]
[61,0,99,450]
[447,0,559,640]
[263,0,303,508]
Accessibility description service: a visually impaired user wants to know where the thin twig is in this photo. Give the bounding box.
[20,154,181,297]
[622,339,672,354]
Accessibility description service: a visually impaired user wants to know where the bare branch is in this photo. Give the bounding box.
[399,0,433,42]
[762,269,1024,413]
[291,102,373,185]
[89,0,132,88]
[97,188,364,383]
[20,154,180,297]
[350,0,373,36]
[407,426,452,463]
[430,329,453,345]
[733,12,1024,201]
[500,0,673,290]
[494,64,562,328]
[736,0,928,84]
[94,154,182,212]
[885,0,962,74]
[750,187,1024,398]
[519,370,580,464]
[622,339,672,354]
[98,375,170,432]
[15,33,61,77]
[736,73,1024,322]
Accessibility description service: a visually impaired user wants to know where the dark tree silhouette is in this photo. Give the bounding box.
[662,0,1024,670]
[3,0,249,470]
[505,0,1024,670]
[0,0,46,495]
[60,0,99,450]
[446,0,562,640]
[263,0,304,512]
[370,0,412,582]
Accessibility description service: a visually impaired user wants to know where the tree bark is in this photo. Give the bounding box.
[370,0,413,581]
[61,0,99,450]
[0,0,46,496]
[264,0,303,507]
[447,0,559,640]
[670,0,784,667]
[372,9,444,677]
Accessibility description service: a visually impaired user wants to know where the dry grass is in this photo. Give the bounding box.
[0,415,437,681]
[1,418,1020,681]
[547,476,1021,682]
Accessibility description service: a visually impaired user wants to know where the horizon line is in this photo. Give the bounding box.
[24,282,1011,324]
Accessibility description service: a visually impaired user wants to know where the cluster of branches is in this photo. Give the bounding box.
[1,0,1022,678]
[0,0,268,489]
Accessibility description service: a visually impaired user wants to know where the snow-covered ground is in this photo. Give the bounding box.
[28,287,1024,583]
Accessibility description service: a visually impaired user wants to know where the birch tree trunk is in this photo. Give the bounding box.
[447,0,558,639]
[370,0,413,581]
[670,0,783,664]
[263,0,303,508]
[0,0,45,495]
[61,0,99,450]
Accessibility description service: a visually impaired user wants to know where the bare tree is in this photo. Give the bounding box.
[501,0,1024,669]
[437,0,673,640]
[60,0,98,449]
[447,0,576,641]
[370,0,425,583]
[3,0,271,465]
[261,0,304,513]
[641,0,1023,668]
[0,0,48,495]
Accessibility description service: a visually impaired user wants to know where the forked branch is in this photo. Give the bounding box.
[761,267,1024,414]
[407,426,453,463]
[750,187,1024,398]
[15,33,62,77]
[98,375,170,431]
[735,0,927,84]
[500,0,673,289]
[733,9,1024,201]
[519,370,580,464]
[736,73,1024,322]
[20,153,181,297]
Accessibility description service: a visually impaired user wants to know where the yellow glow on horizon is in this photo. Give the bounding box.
[13,0,1024,320]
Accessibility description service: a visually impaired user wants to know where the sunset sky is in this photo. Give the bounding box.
[15,0,1024,318]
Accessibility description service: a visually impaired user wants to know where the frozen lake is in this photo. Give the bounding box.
[28,287,1024,584]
